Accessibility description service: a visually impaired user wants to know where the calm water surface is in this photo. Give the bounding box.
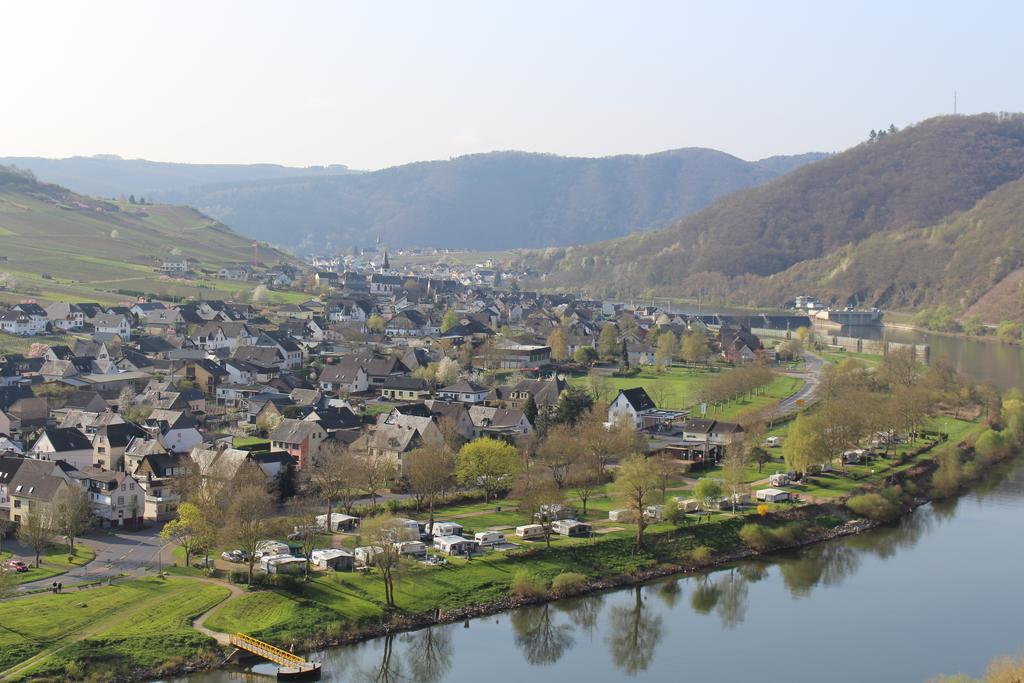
[175,462,1024,683]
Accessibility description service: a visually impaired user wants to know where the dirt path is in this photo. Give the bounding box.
[191,579,246,646]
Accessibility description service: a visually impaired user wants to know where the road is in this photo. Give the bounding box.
[11,523,170,592]
[774,351,825,417]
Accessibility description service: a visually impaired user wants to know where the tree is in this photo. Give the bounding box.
[361,513,411,608]
[406,445,455,531]
[456,438,522,503]
[440,310,460,333]
[962,315,986,336]
[0,518,13,554]
[598,323,619,361]
[536,424,575,488]
[435,357,460,386]
[288,498,322,580]
[750,446,771,473]
[309,442,361,523]
[782,413,830,474]
[573,345,598,366]
[17,511,52,568]
[515,474,562,548]
[654,331,676,372]
[547,327,569,362]
[720,446,748,512]
[522,394,538,427]
[50,485,93,553]
[160,502,214,569]
[679,330,709,366]
[251,284,269,304]
[694,477,723,516]
[614,455,659,549]
[650,453,679,502]
[567,449,605,515]
[553,385,594,427]
[620,338,630,370]
[221,482,276,585]
[356,454,397,510]
[367,314,386,334]
[585,367,611,403]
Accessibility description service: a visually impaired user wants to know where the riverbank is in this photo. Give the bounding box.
[0,421,999,682]
[882,320,1024,347]
[165,426,997,681]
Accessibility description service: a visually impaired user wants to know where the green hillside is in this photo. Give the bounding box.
[0,167,299,305]
[514,114,1024,323]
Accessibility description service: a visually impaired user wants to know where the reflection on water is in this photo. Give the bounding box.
[174,461,1024,683]
[604,587,663,676]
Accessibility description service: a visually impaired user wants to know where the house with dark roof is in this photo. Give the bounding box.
[437,379,489,404]
[318,360,369,395]
[381,376,430,401]
[92,421,149,471]
[6,458,73,524]
[269,419,326,469]
[30,427,95,470]
[608,387,657,429]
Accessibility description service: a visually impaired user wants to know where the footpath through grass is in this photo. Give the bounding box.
[0,577,229,680]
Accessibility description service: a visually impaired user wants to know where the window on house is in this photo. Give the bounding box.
[118,496,124,505]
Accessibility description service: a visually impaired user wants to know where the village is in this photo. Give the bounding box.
[0,245,996,681]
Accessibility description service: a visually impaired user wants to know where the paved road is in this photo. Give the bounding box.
[11,523,170,592]
[774,351,825,417]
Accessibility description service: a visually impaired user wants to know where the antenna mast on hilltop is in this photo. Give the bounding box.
[954,90,958,115]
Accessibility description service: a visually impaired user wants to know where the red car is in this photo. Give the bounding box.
[6,560,28,573]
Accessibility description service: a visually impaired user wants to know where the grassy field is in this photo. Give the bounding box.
[0,577,229,679]
[11,543,96,585]
[569,366,804,418]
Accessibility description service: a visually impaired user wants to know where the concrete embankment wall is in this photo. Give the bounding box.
[753,327,930,363]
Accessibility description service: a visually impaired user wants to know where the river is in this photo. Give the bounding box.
[844,324,1024,393]
[175,459,1024,683]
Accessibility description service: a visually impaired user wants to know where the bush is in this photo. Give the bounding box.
[689,546,714,564]
[847,492,901,522]
[551,572,587,596]
[756,504,769,517]
[739,524,775,551]
[975,429,1013,465]
[510,570,548,599]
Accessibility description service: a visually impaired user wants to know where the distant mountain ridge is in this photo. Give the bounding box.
[150,148,827,252]
[514,114,1024,323]
[0,154,356,199]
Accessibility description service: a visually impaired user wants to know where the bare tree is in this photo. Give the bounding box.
[536,424,575,488]
[514,472,563,548]
[720,445,748,512]
[310,442,362,526]
[614,455,659,549]
[356,454,397,510]
[406,445,455,532]
[361,514,410,608]
[649,453,680,502]
[51,486,94,553]
[289,498,322,580]
[222,480,277,585]
[17,511,52,567]
[567,450,605,516]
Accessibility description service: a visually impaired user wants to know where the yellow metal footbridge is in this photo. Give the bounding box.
[229,633,321,680]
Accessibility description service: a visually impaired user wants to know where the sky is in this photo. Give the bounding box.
[2,1,1022,170]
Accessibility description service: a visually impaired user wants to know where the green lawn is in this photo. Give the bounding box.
[569,366,804,417]
[0,577,229,679]
[232,435,270,448]
[12,543,96,585]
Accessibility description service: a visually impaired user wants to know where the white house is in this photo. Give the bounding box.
[29,427,95,470]
[72,467,144,528]
[437,379,489,404]
[161,259,189,274]
[94,313,131,341]
[608,387,656,429]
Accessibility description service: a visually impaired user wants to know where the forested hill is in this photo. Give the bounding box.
[0,155,355,199]
[153,148,826,252]
[515,114,1024,323]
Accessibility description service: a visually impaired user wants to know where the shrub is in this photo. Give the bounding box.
[847,492,901,522]
[689,546,714,564]
[932,448,963,497]
[975,429,1012,465]
[510,570,548,599]
[739,524,775,551]
[756,504,769,516]
[551,572,587,596]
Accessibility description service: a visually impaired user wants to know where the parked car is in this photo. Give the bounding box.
[221,550,245,563]
[6,560,28,573]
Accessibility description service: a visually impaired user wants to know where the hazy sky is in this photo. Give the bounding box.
[3,1,1021,169]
